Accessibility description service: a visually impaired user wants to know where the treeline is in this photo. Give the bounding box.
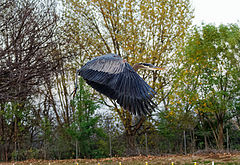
[0,0,240,161]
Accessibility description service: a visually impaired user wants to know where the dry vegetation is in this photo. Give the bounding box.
[2,153,240,165]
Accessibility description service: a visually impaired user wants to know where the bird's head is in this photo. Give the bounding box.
[135,63,165,71]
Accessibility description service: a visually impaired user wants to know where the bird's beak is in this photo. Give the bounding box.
[147,65,165,71]
[139,63,165,71]
[150,67,165,71]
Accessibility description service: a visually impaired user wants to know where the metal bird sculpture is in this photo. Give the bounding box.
[74,53,164,116]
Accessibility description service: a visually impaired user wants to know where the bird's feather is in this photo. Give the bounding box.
[79,53,157,115]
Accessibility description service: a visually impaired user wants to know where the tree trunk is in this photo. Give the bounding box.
[183,130,187,155]
[204,133,208,151]
[217,119,224,150]
[126,133,138,156]
[190,129,195,153]
[125,116,146,156]
[116,107,146,156]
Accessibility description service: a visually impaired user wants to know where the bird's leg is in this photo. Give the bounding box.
[71,69,80,97]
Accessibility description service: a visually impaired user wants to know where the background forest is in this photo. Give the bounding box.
[0,0,240,161]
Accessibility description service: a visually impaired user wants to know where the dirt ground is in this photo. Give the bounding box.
[1,153,240,165]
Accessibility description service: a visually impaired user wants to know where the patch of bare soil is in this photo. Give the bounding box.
[1,153,240,165]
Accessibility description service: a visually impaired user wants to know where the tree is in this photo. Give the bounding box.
[174,24,240,150]
[0,0,60,102]
[0,0,63,161]
[62,0,193,155]
[67,77,107,158]
[0,101,36,161]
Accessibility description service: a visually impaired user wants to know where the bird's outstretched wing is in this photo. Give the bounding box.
[79,54,157,115]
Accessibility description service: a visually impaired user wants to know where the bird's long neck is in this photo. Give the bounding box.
[132,63,142,72]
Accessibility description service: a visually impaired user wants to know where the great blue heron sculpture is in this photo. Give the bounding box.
[74,53,164,116]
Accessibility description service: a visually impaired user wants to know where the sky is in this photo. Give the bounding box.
[191,0,240,25]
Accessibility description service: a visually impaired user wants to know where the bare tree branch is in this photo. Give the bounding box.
[0,0,61,102]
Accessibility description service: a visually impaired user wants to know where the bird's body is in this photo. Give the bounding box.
[78,53,163,116]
